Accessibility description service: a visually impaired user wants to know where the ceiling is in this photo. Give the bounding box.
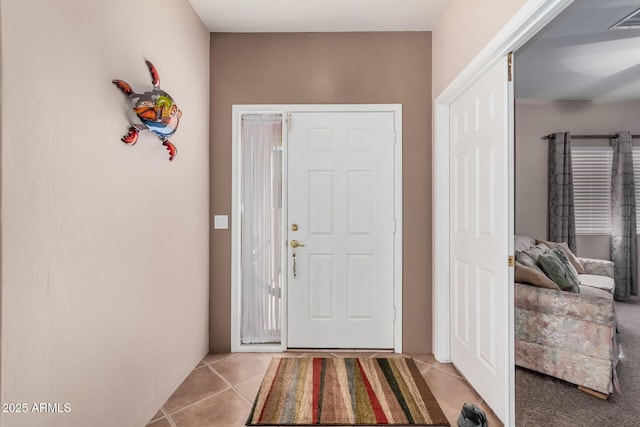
[188,0,448,33]
[516,0,640,100]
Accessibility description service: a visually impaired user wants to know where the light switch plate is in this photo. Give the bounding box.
[213,215,229,229]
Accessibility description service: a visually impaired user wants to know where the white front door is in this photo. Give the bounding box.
[287,111,396,349]
[449,57,512,421]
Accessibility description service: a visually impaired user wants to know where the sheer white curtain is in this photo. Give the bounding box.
[241,114,283,344]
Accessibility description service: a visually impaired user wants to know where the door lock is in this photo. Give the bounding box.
[290,240,305,248]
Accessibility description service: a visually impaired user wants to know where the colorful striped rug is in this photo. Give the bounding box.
[246,357,450,426]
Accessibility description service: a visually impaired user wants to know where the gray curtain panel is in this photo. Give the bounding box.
[611,131,638,301]
[548,132,577,253]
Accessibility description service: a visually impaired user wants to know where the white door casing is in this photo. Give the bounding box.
[287,111,396,349]
[449,58,510,420]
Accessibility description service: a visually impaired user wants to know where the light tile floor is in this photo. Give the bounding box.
[147,352,503,427]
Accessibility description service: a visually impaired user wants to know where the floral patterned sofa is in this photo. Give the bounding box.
[514,235,619,396]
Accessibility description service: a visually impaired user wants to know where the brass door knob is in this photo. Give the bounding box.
[290,240,305,248]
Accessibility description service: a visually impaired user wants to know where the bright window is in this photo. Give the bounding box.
[571,147,613,234]
[571,147,640,234]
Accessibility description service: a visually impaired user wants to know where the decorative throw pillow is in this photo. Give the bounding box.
[514,235,536,252]
[515,251,543,272]
[515,261,561,290]
[535,239,586,274]
[523,243,550,263]
[550,247,581,282]
[537,251,581,293]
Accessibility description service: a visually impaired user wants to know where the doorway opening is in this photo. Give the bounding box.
[231,104,403,353]
[432,1,575,425]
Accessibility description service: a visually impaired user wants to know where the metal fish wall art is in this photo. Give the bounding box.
[113,60,181,161]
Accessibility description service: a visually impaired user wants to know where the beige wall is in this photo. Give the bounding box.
[0,0,4,407]
[515,99,640,259]
[432,0,528,98]
[210,32,433,353]
[0,1,210,426]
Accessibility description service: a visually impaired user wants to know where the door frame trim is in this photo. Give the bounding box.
[432,0,573,425]
[231,104,403,353]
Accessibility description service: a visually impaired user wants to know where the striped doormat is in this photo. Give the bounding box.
[246,357,450,426]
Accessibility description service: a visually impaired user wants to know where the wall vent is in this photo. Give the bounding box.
[610,7,640,29]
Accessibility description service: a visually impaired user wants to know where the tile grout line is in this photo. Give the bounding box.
[201,353,235,366]
[157,355,243,421]
[150,355,267,426]
[430,364,466,380]
[413,358,437,368]
[165,412,178,427]
[419,363,485,418]
[156,406,178,427]
[164,384,234,418]
[416,365,434,378]
[420,364,435,375]
[207,364,254,405]
[420,364,455,411]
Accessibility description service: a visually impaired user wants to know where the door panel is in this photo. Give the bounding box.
[287,111,395,349]
[308,171,333,234]
[450,58,510,421]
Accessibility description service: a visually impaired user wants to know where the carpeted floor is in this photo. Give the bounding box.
[515,297,640,427]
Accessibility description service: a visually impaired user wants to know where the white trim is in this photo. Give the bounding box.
[393,107,403,354]
[281,117,290,352]
[507,62,516,427]
[432,100,451,362]
[231,107,241,352]
[432,1,574,425]
[435,0,574,105]
[232,104,403,353]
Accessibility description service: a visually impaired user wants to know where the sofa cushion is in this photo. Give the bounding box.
[538,251,581,293]
[577,257,614,278]
[578,274,615,295]
[515,283,616,325]
[523,243,551,263]
[515,235,536,252]
[515,261,561,290]
[578,284,613,300]
[515,251,543,272]
[536,239,586,274]
[550,247,582,282]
